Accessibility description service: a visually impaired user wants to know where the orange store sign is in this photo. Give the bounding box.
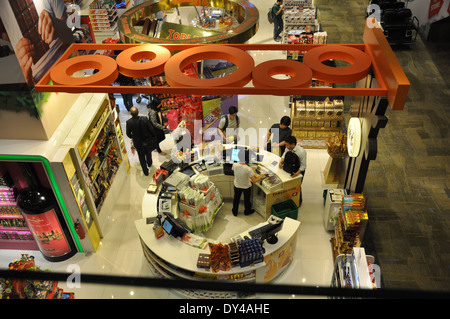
[36,22,410,110]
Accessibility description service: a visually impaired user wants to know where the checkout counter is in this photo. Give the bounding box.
[136,144,302,299]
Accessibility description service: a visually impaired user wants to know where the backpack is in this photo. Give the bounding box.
[268,7,274,24]
[283,151,300,175]
[220,114,239,131]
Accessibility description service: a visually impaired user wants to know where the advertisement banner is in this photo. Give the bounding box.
[429,0,444,18]
[202,97,222,142]
[0,0,73,89]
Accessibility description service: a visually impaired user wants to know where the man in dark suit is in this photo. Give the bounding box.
[126,107,157,176]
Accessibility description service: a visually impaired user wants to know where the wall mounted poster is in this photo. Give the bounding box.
[202,97,221,142]
[0,0,73,90]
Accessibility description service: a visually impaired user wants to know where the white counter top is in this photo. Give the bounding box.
[135,216,300,276]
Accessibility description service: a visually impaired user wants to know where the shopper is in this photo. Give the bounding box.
[272,0,284,42]
[116,73,135,112]
[279,136,306,177]
[147,98,168,155]
[218,106,239,144]
[126,107,157,176]
[278,135,307,204]
[232,149,265,216]
[265,116,292,156]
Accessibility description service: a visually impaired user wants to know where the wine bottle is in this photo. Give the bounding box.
[17,162,77,262]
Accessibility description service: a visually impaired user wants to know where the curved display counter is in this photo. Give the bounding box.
[136,144,302,298]
[118,0,259,44]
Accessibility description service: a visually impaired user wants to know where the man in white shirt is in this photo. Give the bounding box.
[232,149,265,216]
[279,136,307,177]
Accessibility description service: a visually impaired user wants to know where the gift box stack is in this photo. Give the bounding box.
[0,254,74,299]
[178,175,222,233]
[333,194,369,255]
[196,238,264,273]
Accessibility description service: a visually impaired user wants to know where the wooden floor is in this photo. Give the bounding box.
[317,0,450,291]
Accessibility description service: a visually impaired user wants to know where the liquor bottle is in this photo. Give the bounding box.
[17,162,77,262]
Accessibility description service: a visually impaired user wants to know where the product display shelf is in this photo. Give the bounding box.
[330,247,380,298]
[68,94,126,230]
[331,194,368,258]
[0,189,38,250]
[290,96,344,149]
[88,1,118,34]
[282,0,321,44]
[138,221,259,299]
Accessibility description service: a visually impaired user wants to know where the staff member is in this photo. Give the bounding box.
[265,115,292,156]
[232,149,265,216]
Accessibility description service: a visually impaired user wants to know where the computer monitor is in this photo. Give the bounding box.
[162,219,173,234]
[161,213,191,238]
[231,148,240,162]
[225,146,248,163]
[249,216,284,244]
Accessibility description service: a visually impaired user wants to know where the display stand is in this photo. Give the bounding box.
[0,93,129,256]
[323,156,346,185]
[0,181,38,251]
[137,144,301,298]
[330,247,380,298]
[283,0,321,44]
[290,97,343,149]
[331,193,368,259]
[88,1,119,35]
[64,93,128,232]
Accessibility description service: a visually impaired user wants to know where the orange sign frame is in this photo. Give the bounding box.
[35,21,409,110]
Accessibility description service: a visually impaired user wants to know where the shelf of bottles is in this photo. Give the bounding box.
[79,106,123,214]
[0,173,37,249]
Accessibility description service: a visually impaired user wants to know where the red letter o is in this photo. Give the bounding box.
[252,59,313,90]
[164,45,254,87]
[116,44,171,78]
[50,55,118,86]
[303,45,372,83]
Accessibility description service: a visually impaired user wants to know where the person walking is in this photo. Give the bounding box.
[148,98,168,155]
[117,73,135,112]
[272,0,284,42]
[126,107,157,176]
[232,149,265,216]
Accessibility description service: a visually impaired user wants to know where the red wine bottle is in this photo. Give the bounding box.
[17,163,77,262]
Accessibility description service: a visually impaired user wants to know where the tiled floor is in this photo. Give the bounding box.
[1,0,449,298]
[315,0,450,292]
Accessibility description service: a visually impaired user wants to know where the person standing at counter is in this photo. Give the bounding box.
[232,149,265,216]
[265,116,292,156]
[278,135,307,204]
[218,106,239,144]
[126,107,157,176]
